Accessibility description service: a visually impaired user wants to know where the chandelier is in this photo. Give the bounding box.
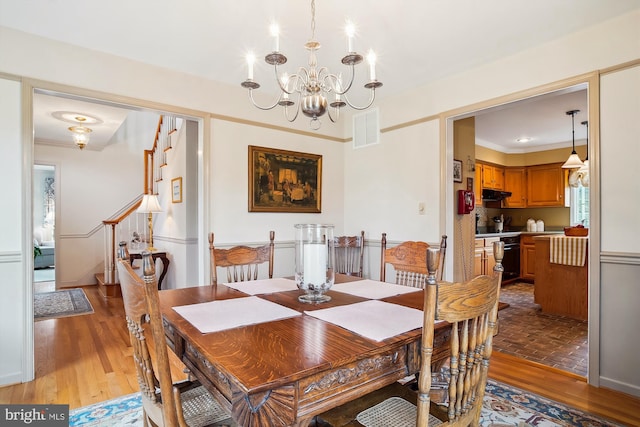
[240,0,382,130]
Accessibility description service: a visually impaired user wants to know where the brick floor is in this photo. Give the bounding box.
[494,282,588,376]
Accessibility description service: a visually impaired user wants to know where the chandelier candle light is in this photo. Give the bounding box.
[295,224,335,303]
[241,0,382,130]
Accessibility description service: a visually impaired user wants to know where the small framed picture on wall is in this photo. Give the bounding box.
[453,159,463,183]
[171,177,182,203]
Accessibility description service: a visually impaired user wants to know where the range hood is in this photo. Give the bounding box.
[482,189,512,201]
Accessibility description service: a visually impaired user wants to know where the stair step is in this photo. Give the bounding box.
[95,273,121,298]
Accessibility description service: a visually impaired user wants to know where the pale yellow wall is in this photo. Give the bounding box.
[477,145,587,166]
[454,118,476,280]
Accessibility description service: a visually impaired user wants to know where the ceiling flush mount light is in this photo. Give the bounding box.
[241,0,382,130]
[516,137,531,143]
[68,117,92,150]
[561,110,585,169]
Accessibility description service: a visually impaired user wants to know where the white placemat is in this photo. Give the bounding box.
[172,296,301,334]
[331,279,421,299]
[223,277,299,295]
[305,300,423,342]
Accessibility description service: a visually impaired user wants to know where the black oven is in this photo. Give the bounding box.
[499,235,520,281]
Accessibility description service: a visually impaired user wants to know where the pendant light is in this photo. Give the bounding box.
[561,110,585,169]
[578,120,589,187]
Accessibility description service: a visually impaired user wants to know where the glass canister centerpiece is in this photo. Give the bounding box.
[294,224,335,303]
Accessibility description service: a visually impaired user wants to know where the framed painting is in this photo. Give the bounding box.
[453,159,463,183]
[171,177,182,203]
[248,145,322,213]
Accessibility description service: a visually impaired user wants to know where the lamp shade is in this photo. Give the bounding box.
[561,153,584,169]
[137,194,162,213]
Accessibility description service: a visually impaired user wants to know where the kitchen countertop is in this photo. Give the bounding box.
[475,230,564,238]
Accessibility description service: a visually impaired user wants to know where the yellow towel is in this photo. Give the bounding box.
[550,236,588,266]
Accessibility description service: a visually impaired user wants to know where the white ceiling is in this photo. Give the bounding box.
[5,0,632,150]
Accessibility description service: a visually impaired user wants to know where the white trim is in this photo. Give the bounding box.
[22,77,210,382]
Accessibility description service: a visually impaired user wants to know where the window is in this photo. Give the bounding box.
[570,185,589,227]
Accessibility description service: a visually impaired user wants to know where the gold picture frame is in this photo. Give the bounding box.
[248,145,322,213]
[171,177,182,203]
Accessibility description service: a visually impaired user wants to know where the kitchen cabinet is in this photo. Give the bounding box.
[526,163,565,207]
[475,237,500,277]
[480,163,504,190]
[503,167,527,208]
[474,166,483,203]
[520,234,538,281]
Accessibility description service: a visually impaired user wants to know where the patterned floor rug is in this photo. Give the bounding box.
[34,288,94,321]
[68,379,623,426]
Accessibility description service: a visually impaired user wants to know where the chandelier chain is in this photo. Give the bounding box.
[310,0,316,41]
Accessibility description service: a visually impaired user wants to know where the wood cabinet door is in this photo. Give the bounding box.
[527,163,565,207]
[480,164,505,190]
[520,235,538,280]
[504,167,527,207]
[484,237,500,274]
[474,247,484,277]
[474,238,485,277]
[492,166,504,190]
[475,167,483,203]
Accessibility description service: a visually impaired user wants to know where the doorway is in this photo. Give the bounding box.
[446,80,594,379]
[33,164,56,292]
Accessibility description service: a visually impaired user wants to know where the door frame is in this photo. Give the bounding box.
[441,71,600,385]
[21,78,211,382]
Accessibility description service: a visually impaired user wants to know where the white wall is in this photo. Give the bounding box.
[0,77,27,384]
[209,119,345,279]
[343,120,442,279]
[153,119,200,288]
[34,112,153,288]
[0,8,639,396]
[598,65,640,396]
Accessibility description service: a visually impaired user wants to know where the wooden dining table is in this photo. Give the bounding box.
[158,275,450,427]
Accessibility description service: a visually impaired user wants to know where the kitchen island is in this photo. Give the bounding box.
[533,235,588,320]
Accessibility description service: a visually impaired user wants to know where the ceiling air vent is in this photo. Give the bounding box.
[353,108,380,149]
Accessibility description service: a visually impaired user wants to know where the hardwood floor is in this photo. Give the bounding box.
[1,285,638,427]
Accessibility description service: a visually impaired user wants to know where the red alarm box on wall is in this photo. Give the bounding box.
[458,190,475,214]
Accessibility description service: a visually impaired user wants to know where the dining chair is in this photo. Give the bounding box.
[209,231,275,285]
[116,252,232,427]
[320,241,504,426]
[334,230,365,277]
[380,234,448,287]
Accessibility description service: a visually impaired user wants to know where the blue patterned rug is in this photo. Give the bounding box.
[34,288,94,321]
[69,379,623,426]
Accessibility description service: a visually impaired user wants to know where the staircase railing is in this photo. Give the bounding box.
[102,199,143,283]
[100,115,177,289]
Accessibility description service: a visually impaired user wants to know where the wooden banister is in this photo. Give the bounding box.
[103,199,143,226]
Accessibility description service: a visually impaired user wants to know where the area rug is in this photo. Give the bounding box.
[68,379,623,427]
[34,288,94,321]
